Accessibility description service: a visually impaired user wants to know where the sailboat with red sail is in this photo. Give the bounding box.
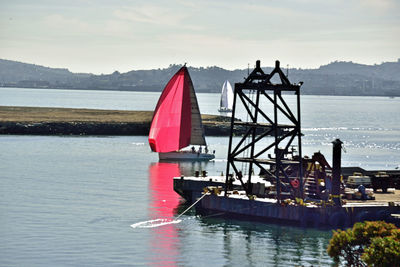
[148,65,215,161]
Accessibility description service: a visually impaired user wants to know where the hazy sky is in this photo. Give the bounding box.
[0,0,399,74]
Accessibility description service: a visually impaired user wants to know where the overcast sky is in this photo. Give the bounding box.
[0,0,399,74]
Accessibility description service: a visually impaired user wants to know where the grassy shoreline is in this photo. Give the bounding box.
[0,106,233,136]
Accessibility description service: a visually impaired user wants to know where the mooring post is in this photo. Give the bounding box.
[331,139,343,206]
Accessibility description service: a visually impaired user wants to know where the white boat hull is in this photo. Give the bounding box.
[159,151,215,161]
[218,107,232,112]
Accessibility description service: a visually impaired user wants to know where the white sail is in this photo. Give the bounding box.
[219,80,234,112]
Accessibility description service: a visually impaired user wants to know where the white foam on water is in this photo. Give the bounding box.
[131,192,209,229]
[131,142,145,146]
[130,218,182,228]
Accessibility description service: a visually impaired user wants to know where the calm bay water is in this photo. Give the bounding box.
[0,87,399,266]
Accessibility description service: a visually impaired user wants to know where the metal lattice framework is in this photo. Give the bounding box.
[224,60,304,202]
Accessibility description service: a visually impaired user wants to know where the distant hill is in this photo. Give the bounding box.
[1,58,399,96]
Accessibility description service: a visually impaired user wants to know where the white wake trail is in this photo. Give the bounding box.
[130,218,182,228]
[130,192,209,229]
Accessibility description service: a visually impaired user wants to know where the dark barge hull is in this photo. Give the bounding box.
[173,178,223,203]
[198,194,400,229]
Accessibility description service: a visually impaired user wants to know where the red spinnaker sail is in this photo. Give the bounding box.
[148,67,192,152]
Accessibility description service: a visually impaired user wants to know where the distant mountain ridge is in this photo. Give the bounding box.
[1,58,399,96]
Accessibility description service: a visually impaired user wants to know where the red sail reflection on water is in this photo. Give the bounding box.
[148,162,182,266]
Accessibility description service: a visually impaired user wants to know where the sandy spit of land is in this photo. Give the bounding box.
[0,106,233,136]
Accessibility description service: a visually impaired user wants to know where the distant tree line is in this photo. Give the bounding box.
[1,58,399,96]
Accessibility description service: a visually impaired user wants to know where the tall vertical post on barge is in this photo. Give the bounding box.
[224,60,304,202]
[331,139,343,206]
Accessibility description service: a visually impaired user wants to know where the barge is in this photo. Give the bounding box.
[174,60,400,229]
[199,192,400,228]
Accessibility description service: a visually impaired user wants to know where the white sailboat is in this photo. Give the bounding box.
[148,66,215,161]
[218,80,234,112]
